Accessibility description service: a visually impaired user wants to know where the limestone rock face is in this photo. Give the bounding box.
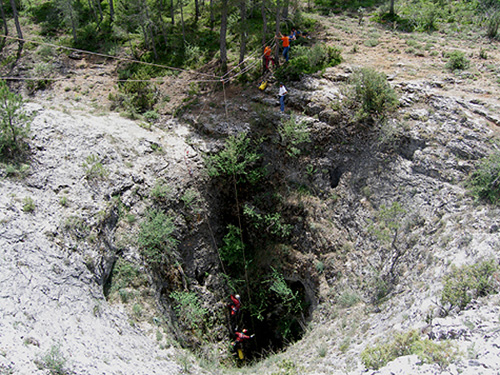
[3,64,500,375]
[0,105,199,374]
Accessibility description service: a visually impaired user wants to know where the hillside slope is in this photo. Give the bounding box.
[2,12,500,375]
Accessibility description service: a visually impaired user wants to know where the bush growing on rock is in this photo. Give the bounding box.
[82,154,109,181]
[277,114,311,157]
[170,291,207,332]
[243,204,293,238]
[35,343,71,375]
[219,224,246,269]
[445,50,470,71]
[487,11,500,39]
[205,133,262,185]
[361,330,459,370]
[342,68,398,122]
[440,259,500,314]
[138,209,178,265]
[0,80,31,158]
[275,43,342,81]
[468,151,500,204]
[111,66,159,117]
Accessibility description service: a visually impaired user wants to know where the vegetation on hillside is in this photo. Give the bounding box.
[3,0,500,370]
[0,80,31,158]
[468,151,500,204]
[361,330,460,370]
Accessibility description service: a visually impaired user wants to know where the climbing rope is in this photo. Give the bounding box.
[1,34,276,88]
[0,34,219,79]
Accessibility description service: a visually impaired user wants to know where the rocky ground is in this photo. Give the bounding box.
[2,11,500,375]
[0,106,206,374]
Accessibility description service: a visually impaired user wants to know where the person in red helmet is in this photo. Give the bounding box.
[229,294,241,317]
[232,328,254,350]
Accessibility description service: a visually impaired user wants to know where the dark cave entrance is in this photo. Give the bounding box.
[230,278,312,361]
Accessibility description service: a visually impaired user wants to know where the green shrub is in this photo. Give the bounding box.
[3,162,30,178]
[0,81,31,158]
[170,291,207,330]
[243,204,293,238]
[487,11,500,39]
[342,68,398,122]
[441,259,499,312]
[219,224,245,268]
[364,38,379,47]
[181,188,202,211]
[277,114,311,157]
[275,43,342,81]
[138,209,178,265]
[143,110,159,123]
[338,290,361,307]
[361,330,459,370]
[132,303,143,318]
[183,43,203,68]
[468,151,500,204]
[36,44,55,61]
[107,258,146,298]
[82,154,109,181]
[115,68,159,114]
[418,2,441,32]
[62,216,90,240]
[266,269,305,341]
[22,196,35,212]
[27,62,53,93]
[445,51,470,71]
[150,179,174,202]
[269,269,296,303]
[205,133,262,185]
[36,344,71,375]
[59,196,68,207]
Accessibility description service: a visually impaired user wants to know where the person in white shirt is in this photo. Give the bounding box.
[279,83,288,112]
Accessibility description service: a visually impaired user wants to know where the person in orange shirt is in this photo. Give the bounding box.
[276,32,290,62]
[263,45,272,72]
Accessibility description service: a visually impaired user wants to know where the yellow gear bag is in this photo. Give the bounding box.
[259,81,267,90]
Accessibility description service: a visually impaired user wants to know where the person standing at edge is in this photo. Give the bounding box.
[279,82,288,113]
[276,32,290,62]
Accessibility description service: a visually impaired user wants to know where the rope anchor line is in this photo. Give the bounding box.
[0,34,276,85]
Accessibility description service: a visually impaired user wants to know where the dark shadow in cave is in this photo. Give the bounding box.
[232,279,312,362]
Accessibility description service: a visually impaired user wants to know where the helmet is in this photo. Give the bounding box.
[242,329,248,333]
[235,294,240,300]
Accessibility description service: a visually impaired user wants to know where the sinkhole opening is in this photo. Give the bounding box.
[229,278,312,362]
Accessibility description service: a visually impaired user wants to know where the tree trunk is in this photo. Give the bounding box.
[179,0,185,45]
[170,0,175,25]
[274,0,281,66]
[238,0,247,66]
[109,0,114,22]
[158,0,169,47]
[143,0,157,59]
[0,0,8,52]
[220,0,228,74]
[87,0,97,22]
[261,0,267,46]
[282,0,289,21]
[389,0,395,16]
[194,0,199,23]
[95,0,103,24]
[69,4,78,44]
[9,0,23,52]
[209,0,214,30]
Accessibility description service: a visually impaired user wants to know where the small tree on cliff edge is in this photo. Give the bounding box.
[0,80,31,158]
